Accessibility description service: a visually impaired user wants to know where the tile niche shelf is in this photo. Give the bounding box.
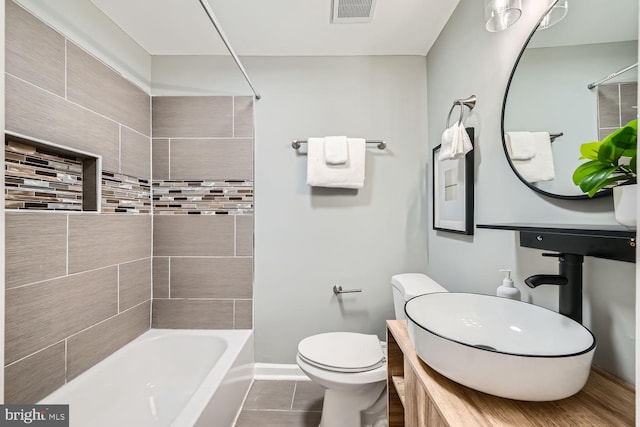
[476,223,636,263]
[5,132,100,212]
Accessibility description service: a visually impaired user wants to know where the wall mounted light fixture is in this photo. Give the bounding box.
[539,0,568,30]
[485,0,523,32]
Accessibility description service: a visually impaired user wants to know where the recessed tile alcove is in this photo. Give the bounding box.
[5,134,99,211]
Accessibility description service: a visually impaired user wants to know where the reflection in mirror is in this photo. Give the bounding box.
[502,0,638,199]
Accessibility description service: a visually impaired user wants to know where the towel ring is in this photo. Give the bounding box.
[445,95,477,128]
[446,101,466,128]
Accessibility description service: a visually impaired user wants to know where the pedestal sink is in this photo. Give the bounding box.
[405,293,596,401]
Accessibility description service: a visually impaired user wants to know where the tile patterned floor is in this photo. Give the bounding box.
[234,380,324,427]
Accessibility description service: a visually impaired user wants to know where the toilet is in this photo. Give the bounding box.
[296,273,447,427]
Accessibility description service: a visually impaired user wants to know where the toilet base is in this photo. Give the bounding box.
[362,388,388,427]
[318,382,386,427]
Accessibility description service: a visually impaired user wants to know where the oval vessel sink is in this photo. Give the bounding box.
[405,292,596,401]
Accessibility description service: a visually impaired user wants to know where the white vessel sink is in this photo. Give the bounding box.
[405,293,596,401]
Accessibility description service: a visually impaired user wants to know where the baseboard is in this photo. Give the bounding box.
[253,363,310,381]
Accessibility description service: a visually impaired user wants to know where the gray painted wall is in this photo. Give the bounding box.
[427,0,635,383]
[153,55,430,363]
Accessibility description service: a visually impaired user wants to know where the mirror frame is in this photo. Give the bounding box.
[500,0,611,200]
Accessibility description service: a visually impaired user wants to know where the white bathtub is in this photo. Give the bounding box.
[40,329,254,427]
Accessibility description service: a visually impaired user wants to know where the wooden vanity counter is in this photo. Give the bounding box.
[386,320,635,426]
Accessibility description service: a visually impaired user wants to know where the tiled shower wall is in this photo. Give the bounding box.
[4,1,152,403]
[597,82,638,139]
[151,96,254,329]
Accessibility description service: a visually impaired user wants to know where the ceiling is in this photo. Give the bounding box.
[88,0,461,56]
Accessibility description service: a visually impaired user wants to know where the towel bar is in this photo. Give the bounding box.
[550,132,563,142]
[292,140,386,150]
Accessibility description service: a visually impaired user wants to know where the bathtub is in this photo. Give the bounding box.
[40,329,254,427]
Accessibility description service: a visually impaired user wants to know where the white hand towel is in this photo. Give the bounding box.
[439,124,456,160]
[324,136,348,165]
[307,137,366,189]
[505,131,536,160]
[440,122,472,161]
[453,122,473,157]
[512,132,556,182]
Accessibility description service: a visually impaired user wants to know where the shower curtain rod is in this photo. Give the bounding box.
[587,63,638,90]
[197,0,261,100]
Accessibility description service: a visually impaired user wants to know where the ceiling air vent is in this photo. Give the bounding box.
[331,0,377,24]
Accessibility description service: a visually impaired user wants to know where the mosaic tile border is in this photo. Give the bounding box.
[5,140,84,211]
[102,171,151,214]
[5,139,152,214]
[152,180,253,215]
[6,142,251,215]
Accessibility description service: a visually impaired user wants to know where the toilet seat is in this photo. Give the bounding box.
[298,332,385,373]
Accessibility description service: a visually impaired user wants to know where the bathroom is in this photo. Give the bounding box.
[0,0,637,425]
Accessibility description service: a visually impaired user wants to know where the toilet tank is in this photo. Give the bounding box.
[391,273,447,320]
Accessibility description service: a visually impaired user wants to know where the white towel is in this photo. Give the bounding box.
[505,131,536,160]
[324,136,348,165]
[439,121,472,161]
[307,137,366,189]
[512,132,556,182]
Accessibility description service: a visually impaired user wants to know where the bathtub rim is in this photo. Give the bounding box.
[39,328,254,427]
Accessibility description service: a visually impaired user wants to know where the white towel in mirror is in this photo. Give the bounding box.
[511,132,555,183]
[505,131,536,160]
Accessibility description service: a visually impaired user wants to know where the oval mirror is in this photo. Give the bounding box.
[502,0,638,199]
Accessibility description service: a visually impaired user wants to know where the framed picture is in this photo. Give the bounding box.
[432,127,474,235]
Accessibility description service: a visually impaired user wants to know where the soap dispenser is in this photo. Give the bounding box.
[497,269,521,300]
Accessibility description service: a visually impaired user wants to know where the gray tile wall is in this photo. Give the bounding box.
[4,2,152,404]
[151,96,233,138]
[66,43,150,136]
[5,1,65,97]
[153,215,235,256]
[151,96,254,330]
[5,2,150,173]
[597,82,638,139]
[5,2,254,404]
[167,139,253,180]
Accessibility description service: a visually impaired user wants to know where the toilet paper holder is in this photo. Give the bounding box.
[333,285,362,296]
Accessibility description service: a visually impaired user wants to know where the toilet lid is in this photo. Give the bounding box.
[298,332,385,373]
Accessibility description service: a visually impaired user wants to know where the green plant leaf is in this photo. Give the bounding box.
[609,119,638,150]
[597,141,624,164]
[572,119,637,197]
[578,166,620,197]
[578,142,602,160]
[588,175,626,197]
[572,160,612,185]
